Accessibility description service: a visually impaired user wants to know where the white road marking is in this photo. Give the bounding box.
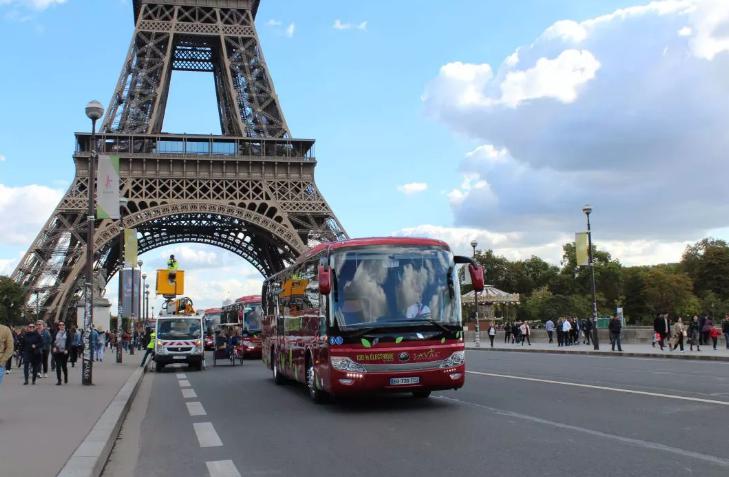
[181,388,197,399]
[467,370,729,407]
[437,395,729,468]
[176,373,187,379]
[178,379,191,388]
[206,460,242,477]
[193,422,223,448]
[186,401,207,417]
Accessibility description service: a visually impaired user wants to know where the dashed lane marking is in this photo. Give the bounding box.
[181,388,197,399]
[176,373,187,379]
[186,401,207,417]
[437,395,729,469]
[466,370,729,407]
[206,460,242,477]
[193,422,223,448]
[178,379,192,388]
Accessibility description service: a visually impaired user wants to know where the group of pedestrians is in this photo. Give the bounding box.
[543,317,594,347]
[500,321,532,347]
[653,313,729,352]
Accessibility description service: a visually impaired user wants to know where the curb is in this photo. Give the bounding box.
[466,346,729,362]
[57,367,146,477]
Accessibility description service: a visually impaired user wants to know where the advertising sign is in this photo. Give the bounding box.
[118,268,141,319]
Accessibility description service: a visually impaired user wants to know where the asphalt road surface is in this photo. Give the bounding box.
[103,351,729,477]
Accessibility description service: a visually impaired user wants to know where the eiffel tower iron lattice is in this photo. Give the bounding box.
[12,0,347,322]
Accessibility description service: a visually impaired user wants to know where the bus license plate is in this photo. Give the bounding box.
[173,356,186,360]
[390,377,419,385]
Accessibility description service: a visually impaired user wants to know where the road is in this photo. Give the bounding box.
[104,351,729,477]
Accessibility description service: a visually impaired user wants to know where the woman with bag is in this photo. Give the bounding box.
[671,317,686,352]
[487,321,496,348]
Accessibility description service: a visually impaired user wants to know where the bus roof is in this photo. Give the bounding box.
[234,295,262,304]
[204,308,223,314]
[303,237,450,260]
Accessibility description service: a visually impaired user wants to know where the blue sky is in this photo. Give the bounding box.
[1,0,728,310]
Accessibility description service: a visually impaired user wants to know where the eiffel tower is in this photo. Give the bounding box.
[12,0,347,322]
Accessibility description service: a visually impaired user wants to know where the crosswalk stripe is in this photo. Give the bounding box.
[186,401,207,417]
[178,379,191,388]
[181,388,197,399]
[193,422,223,448]
[176,373,187,379]
[206,460,241,477]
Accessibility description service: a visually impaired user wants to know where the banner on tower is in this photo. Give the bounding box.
[124,228,138,267]
[118,268,141,319]
[575,232,590,267]
[96,155,120,219]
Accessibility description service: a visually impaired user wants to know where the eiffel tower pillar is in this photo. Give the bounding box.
[12,0,346,322]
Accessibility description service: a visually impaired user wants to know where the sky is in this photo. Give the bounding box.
[1,0,728,311]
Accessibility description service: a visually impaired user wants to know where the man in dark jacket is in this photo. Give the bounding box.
[722,315,729,350]
[21,323,43,385]
[608,315,623,351]
[698,315,707,345]
[653,313,670,350]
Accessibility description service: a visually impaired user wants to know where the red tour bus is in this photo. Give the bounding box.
[221,295,264,358]
[261,237,484,402]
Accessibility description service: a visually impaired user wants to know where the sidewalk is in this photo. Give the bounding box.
[0,353,141,477]
[466,340,729,361]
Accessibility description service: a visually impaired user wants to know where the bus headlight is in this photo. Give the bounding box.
[440,351,465,368]
[330,357,367,373]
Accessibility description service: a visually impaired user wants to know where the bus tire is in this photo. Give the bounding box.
[412,390,431,399]
[272,349,285,385]
[306,356,327,404]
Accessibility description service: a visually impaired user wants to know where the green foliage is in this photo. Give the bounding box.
[0,276,28,326]
[681,238,729,298]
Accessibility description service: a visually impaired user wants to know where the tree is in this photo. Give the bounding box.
[642,268,697,316]
[681,238,729,298]
[0,276,28,326]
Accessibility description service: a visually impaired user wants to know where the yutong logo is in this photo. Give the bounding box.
[399,352,410,361]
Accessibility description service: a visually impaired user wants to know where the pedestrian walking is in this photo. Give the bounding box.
[140,328,156,367]
[504,322,512,343]
[710,326,720,350]
[670,317,686,352]
[21,323,43,385]
[688,316,701,352]
[37,320,52,378]
[95,328,106,361]
[722,315,729,350]
[69,326,81,367]
[519,321,531,345]
[702,317,714,349]
[545,319,554,343]
[512,322,521,344]
[698,315,707,345]
[653,313,670,350]
[52,322,72,385]
[562,318,572,346]
[583,318,593,345]
[487,321,496,348]
[0,322,14,386]
[608,315,623,351]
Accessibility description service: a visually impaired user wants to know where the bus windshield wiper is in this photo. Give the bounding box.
[407,319,451,333]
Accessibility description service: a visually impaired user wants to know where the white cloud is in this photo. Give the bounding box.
[0,154,5,162]
[266,18,295,38]
[333,19,368,31]
[397,182,428,195]
[266,19,282,27]
[0,257,16,275]
[0,0,67,11]
[423,0,729,253]
[0,183,63,246]
[285,22,295,38]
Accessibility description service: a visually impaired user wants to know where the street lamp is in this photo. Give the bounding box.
[82,100,104,386]
[582,204,600,351]
[470,239,481,348]
[144,283,150,328]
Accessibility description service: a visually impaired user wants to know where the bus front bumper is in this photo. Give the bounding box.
[327,364,465,395]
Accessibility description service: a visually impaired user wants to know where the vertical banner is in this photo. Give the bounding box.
[575,232,590,266]
[96,154,120,219]
[124,228,138,267]
[119,268,141,319]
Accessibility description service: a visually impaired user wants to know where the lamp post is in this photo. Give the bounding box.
[144,283,150,327]
[582,204,600,350]
[471,239,481,348]
[82,100,104,385]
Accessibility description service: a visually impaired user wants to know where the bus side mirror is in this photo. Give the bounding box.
[318,265,332,295]
[469,264,485,292]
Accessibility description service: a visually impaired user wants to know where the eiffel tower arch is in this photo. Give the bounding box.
[12,0,347,321]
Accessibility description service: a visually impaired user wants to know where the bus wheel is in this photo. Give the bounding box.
[272,350,285,385]
[412,390,431,399]
[306,359,326,404]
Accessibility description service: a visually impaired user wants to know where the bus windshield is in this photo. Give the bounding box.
[331,246,461,330]
[157,318,202,340]
[243,305,263,333]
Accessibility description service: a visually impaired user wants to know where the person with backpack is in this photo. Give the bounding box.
[608,315,623,352]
